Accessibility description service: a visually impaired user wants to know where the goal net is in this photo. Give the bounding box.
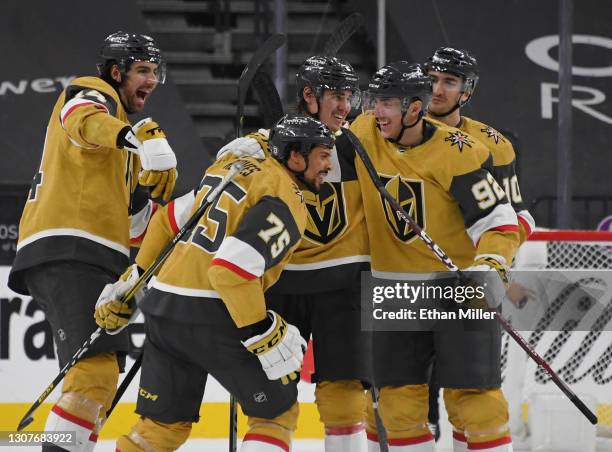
[503,230,612,442]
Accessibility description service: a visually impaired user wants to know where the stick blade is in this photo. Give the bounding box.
[252,70,285,127]
[238,34,286,108]
[322,12,364,56]
[17,415,34,432]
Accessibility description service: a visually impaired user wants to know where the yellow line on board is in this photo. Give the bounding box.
[4,402,611,439]
[3,402,325,439]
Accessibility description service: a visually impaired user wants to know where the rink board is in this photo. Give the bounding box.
[2,267,611,439]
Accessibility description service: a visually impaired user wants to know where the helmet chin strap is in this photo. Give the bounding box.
[388,110,423,144]
[287,150,320,194]
[428,101,461,120]
[429,82,474,120]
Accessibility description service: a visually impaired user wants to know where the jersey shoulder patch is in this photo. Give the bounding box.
[443,129,475,153]
[462,117,515,165]
[64,84,118,117]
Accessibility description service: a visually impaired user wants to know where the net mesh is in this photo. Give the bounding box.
[503,230,612,438]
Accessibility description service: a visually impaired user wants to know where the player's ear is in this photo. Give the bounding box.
[111,64,122,83]
[460,89,472,104]
[409,99,422,116]
[303,85,314,102]
[287,148,306,171]
[303,86,319,115]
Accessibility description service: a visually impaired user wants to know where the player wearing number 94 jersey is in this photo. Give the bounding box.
[351,62,519,452]
[94,115,336,452]
[424,46,535,245]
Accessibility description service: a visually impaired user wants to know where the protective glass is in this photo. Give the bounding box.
[362,92,405,115]
[320,87,362,110]
[124,60,166,85]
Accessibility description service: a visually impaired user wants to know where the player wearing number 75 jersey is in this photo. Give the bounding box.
[94,115,336,452]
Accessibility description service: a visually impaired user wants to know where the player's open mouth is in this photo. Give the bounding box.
[136,90,149,101]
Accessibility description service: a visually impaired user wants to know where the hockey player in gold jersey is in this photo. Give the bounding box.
[424,46,536,450]
[8,32,177,451]
[424,47,535,245]
[351,62,519,452]
[217,56,372,451]
[94,115,336,452]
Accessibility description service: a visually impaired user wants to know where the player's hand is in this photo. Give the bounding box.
[242,310,307,385]
[506,282,535,308]
[94,264,143,333]
[139,167,177,201]
[132,118,177,170]
[216,134,266,161]
[462,255,509,309]
[123,118,177,201]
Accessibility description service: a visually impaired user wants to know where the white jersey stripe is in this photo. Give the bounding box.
[215,236,266,278]
[150,277,221,298]
[17,228,129,256]
[284,255,371,271]
[60,97,108,125]
[130,200,155,240]
[467,203,517,245]
[172,191,196,230]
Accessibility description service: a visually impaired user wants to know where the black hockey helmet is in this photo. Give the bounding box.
[364,61,432,114]
[424,47,479,92]
[97,31,166,84]
[269,114,335,163]
[296,56,361,109]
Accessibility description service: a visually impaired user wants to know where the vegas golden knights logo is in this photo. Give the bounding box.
[303,182,348,244]
[379,174,425,242]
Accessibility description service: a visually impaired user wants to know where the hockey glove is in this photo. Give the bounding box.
[120,118,178,201]
[462,255,509,309]
[94,264,144,333]
[242,310,307,385]
[216,130,267,160]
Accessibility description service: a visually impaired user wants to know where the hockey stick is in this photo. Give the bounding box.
[370,387,389,452]
[230,33,286,452]
[236,33,286,138]
[322,12,364,56]
[105,350,143,418]
[342,127,598,425]
[249,25,395,448]
[252,70,285,127]
[250,12,363,124]
[17,162,244,432]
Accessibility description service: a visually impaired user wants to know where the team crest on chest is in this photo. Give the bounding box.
[378,174,425,243]
[444,131,473,151]
[480,126,506,144]
[303,182,348,244]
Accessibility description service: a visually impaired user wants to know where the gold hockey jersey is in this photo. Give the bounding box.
[137,155,308,327]
[9,76,145,295]
[350,113,518,276]
[245,129,370,295]
[458,116,535,244]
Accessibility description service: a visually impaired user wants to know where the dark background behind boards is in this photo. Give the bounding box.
[0,0,206,191]
[380,0,612,212]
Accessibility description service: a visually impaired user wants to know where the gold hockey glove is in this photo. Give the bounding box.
[94,264,144,332]
[462,255,509,309]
